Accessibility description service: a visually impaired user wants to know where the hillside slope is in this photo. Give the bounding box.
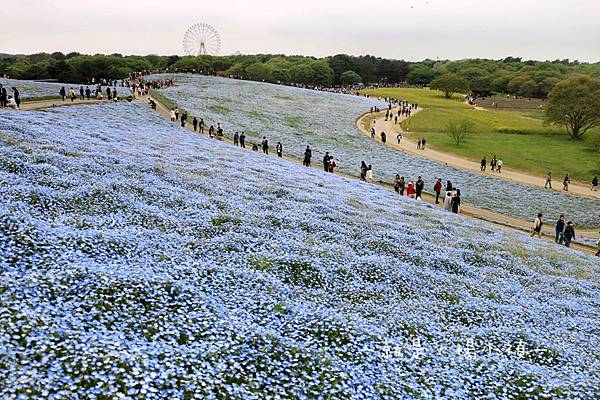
[0,103,599,399]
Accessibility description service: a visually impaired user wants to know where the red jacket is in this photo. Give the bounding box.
[434,181,442,192]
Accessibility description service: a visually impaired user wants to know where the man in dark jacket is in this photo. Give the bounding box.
[563,222,576,248]
[0,84,7,107]
[60,86,66,101]
[323,152,330,172]
[415,176,424,199]
[555,215,565,244]
[303,146,312,166]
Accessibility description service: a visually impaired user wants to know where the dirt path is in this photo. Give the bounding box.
[356,106,600,201]
[6,96,596,254]
[146,95,598,254]
[14,98,109,111]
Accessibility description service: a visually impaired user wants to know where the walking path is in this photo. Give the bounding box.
[17,98,109,111]
[356,107,600,200]
[4,96,596,254]
[144,94,597,254]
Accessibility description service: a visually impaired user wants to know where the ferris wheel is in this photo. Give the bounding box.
[183,23,222,56]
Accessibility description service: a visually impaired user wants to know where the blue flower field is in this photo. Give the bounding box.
[0,103,599,399]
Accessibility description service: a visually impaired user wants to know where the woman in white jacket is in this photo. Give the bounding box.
[443,191,453,212]
[365,165,373,182]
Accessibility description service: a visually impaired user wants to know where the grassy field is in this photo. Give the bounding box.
[362,88,600,183]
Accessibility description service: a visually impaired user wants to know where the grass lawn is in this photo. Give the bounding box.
[362,88,600,184]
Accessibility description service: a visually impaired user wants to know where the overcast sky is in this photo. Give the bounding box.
[1,0,599,62]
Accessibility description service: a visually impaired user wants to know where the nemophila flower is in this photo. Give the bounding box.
[0,102,599,399]
[150,74,600,228]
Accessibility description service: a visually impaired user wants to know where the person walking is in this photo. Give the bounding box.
[328,157,337,173]
[406,181,415,198]
[417,140,422,150]
[398,176,406,195]
[451,189,461,214]
[193,117,198,132]
[0,84,7,107]
[563,222,575,248]
[443,191,453,212]
[415,176,424,200]
[434,178,442,204]
[60,86,66,101]
[323,152,330,172]
[365,165,373,182]
[490,155,497,172]
[239,132,246,148]
[592,176,598,191]
[530,213,543,238]
[380,131,386,143]
[170,109,176,122]
[79,86,84,100]
[303,146,312,166]
[180,113,187,128]
[396,133,402,144]
[394,174,402,193]
[480,157,487,172]
[199,118,205,134]
[174,107,179,121]
[555,215,565,244]
[497,159,503,173]
[12,88,20,109]
[233,132,239,146]
[371,127,376,139]
[261,137,269,154]
[545,172,552,189]
[360,161,368,181]
[276,142,283,158]
[446,180,453,192]
[85,87,91,100]
[563,174,570,191]
[421,139,426,150]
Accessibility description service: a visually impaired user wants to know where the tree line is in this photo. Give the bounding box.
[2,52,599,99]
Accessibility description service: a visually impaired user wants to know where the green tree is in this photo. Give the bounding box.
[445,119,474,146]
[309,60,334,86]
[429,73,469,98]
[289,64,314,84]
[340,70,362,85]
[545,76,600,139]
[245,63,273,82]
[406,65,435,85]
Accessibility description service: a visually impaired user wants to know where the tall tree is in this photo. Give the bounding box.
[545,76,600,139]
[430,73,469,98]
[340,70,362,85]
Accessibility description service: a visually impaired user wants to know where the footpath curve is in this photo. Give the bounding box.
[356,106,600,201]
[145,94,598,254]
[7,95,595,254]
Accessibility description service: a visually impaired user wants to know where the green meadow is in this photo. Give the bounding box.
[363,88,600,183]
